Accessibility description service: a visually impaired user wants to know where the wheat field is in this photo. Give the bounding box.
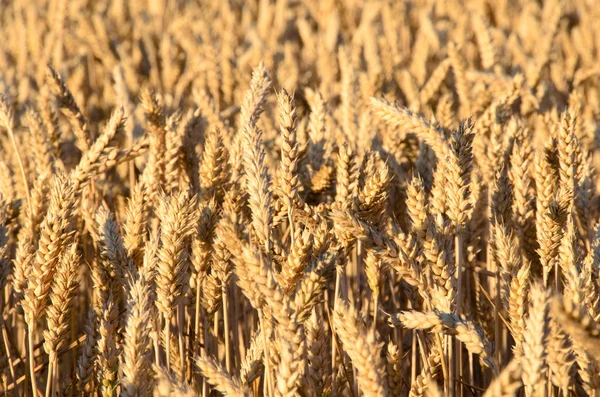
[0,0,599,396]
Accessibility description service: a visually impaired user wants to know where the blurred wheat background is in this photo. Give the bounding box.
[0,0,599,396]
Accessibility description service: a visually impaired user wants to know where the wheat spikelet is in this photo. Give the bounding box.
[277,89,301,211]
[280,227,312,294]
[273,339,302,397]
[551,295,600,361]
[364,249,383,299]
[446,119,474,232]
[200,127,230,202]
[201,270,221,315]
[95,205,129,295]
[406,175,429,244]
[163,112,187,193]
[240,330,265,386]
[191,198,219,286]
[472,14,496,71]
[390,310,497,372]
[355,153,392,226]
[194,89,228,136]
[418,58,451,106]
[25,107,55,176]
[22,174,75,326]
[448,43,471,118]
[386,342,403,396]
[196,355,250,397]
[334,143,359,211]
[557,109,579,188]
[45,65,91,151]
[370,97,448,160]
[155,190,198,318]
[333,300,387,397]
[482,359,522,397]
[409,346,442,397]
[507,261,530,346]
[139,88,166,203]
[241,121,273,254]
[76,309,98,395]
[70,107,126,191]
[120,275,154,397]
[509,128,536,261]
[239,62,271,131]
[292,248,337,323]
[96,290,119,397]
[537,196,568,286]
[306,310,331,395]
[42,241,79,361]
[423,380,443,397]
[37,86,61,160]
[123,184,148,267]
[12,174,50,303]
[520,282,549,397]
[153,365,196,397]
[581,251,600,320]
[546,317,573,394]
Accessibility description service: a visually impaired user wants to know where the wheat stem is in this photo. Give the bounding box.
[28,327,38,397]
[4,115,32,215]
[178,303,185,380]
[164,315,171,371]
[44,359,53,397]
[223,286,231,373]
[259,313,273,397]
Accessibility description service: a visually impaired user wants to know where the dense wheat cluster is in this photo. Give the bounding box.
[1,0,600,396]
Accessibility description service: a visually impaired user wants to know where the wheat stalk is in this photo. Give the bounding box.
[0,3,599,396]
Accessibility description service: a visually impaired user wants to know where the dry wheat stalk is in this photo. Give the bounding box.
[0,2,600,396]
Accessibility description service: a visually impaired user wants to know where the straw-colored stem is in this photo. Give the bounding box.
[28,327,38,397]
[202,314,208,397]
[213,310,219,363]
[456,234,464,314]
[332,266,342,389]
[435,334,449,396]
[5,122,32,215]
[455,233,465,396]
[178,303,185,379]
[259,313,273,397]
[222,286,231,373]
[165,314,171,371]
[448,335,454,395]
[44,358,53,397]
[195,277,202,357]
[371,293,379,334]
[0,316,17,396]
[411,331,417,389]
[153,331,160,367]
[52,361,58,397]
